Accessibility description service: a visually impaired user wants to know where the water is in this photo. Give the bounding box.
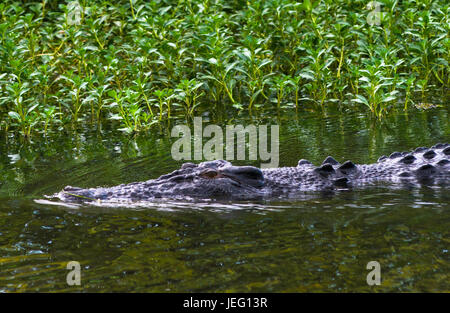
[0,107,449,292]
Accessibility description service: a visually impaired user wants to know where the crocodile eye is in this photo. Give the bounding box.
[200,169,218,179]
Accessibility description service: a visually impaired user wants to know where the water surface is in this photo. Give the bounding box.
[0,107,449,292]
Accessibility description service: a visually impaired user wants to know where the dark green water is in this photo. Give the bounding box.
[0,107,449,292]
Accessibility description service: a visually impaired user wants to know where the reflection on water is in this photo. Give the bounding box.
[0,107,449,292]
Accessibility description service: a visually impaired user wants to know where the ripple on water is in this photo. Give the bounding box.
[0,107,449,292]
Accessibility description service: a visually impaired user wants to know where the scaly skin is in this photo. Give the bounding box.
[53,144,450,203]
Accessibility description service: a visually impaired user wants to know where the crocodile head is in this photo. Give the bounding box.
[58,160,267,202]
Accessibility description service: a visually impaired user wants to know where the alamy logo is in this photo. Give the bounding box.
[67,1,82,25]
[171,117,279,168]
[66,261,81,286]
[366,261,381,285]
[366,1,381,26]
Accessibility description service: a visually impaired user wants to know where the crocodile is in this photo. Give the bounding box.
[53,143,450,203]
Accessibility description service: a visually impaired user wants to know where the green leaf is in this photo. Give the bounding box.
[359,76,371,83]
[109,114,122,120]
[382,95,397,103]
[208,58,218,65]
[27,103,39,114]
[303,0,312,11]
[200,75,220,84]
[299,72,314,81]
[258,59,272,69]
[8,111,21,121]
[353,95,369,106]
[225,61,240,76]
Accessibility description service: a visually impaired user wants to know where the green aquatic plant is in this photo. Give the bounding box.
[153,88,175,121]
[403,75,416,110]
[353,59,399,118]
[0,0,448,136]
[108,89,141,133]
[40,105,57,134]
[2,82,40,137]
[298,44,334,105]
[59,72,88,122]
[234,39,273,109]
[175,79,204,116]
[271,74,294,108]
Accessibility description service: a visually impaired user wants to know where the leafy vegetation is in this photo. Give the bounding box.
[0,0,448,136]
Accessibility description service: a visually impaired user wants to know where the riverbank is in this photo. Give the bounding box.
[0,0,448,136]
